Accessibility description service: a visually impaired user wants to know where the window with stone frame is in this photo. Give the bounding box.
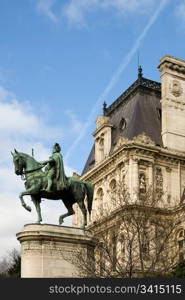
[108,178,117,208]
[117,232,125,263]
[119,118,127,131]
[155,224,165,260]
[178,229,185,262]
[96,187,104,212]
[99,137,104,161]
[110,231,117,271]
[109,179,116,191]
[99,242,105,277]
[141,228,150,260]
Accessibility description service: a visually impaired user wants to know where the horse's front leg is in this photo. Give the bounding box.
[19,190,32,212]
[19,181,41,212]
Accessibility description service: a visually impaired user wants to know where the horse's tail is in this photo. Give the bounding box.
[84,182,94,215]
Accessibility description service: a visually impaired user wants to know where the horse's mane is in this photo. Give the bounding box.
[19,152,39,164]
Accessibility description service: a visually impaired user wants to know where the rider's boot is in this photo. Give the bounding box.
[46,179,52,192]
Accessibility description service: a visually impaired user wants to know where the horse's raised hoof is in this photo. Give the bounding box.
[22,204,31,212]
[27,205,31,212]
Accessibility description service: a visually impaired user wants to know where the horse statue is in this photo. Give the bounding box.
[11,149,94,228]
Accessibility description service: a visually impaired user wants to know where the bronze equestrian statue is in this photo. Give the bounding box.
[12,143,94,228]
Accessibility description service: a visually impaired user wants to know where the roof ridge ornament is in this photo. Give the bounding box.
[138,65,143,82]
[133,133,155,146]
[103,101,107,116]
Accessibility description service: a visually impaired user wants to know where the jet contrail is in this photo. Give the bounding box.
[65,0,170,162]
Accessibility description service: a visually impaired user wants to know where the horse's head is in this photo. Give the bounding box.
[11,149,25,175]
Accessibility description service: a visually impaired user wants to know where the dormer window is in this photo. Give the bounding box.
[157,108,161,120]
[119,118,127,131]
[93,115,113,164]
[99,138,104,161]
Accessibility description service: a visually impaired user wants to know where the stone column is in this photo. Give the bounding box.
[166,166,172,205]
[129,157,139,202]
[16,224,95,278]
[148,163,154,187]
[178,161,182,203]
[124,157,129,189]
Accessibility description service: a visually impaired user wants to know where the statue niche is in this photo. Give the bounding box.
[139,172,146,195]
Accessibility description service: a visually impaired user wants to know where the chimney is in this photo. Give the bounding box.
[158,55,185,152]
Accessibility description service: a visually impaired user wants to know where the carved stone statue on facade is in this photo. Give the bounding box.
[170,80,183,97]
[12,144,94,228]
[139,173,146,194]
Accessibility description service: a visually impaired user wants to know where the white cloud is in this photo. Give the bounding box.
[35,0,158,26]
[63,0,157,26]
[175,0,185,28]
[36,0,58,23]
[0,85,80,257]
[0,101,44,137]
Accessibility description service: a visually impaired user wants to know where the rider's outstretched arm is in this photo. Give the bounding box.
[39,158,54,166]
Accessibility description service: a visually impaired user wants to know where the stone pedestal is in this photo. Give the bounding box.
[16,224,95,278]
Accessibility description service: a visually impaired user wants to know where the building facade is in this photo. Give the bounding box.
[72,56,185,276]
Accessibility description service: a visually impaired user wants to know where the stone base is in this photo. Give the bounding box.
[16,224,95,278]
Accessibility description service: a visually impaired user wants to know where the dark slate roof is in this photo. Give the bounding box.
[82,75,162,175]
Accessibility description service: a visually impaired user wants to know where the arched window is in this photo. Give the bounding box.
[96,187,104,211]
[109,179,116,192]
[99,138,104,161]
[109,179,117,206]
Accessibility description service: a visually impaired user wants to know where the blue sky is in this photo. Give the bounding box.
[0,0,185,258]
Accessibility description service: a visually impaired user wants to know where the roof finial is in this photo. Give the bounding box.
[103,101,107,116]
[137,50,143,81]
[138,65,143,81]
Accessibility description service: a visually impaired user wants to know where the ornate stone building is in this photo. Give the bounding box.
[73,55,185,276]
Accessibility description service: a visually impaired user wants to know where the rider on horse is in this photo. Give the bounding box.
[41,143,68,192]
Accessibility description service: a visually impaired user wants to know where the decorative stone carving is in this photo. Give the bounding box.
[114,136,129,151]
[96,115,111,129]
[133,133,155,146]
[158,56,185,74]
[170,80,183,97]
